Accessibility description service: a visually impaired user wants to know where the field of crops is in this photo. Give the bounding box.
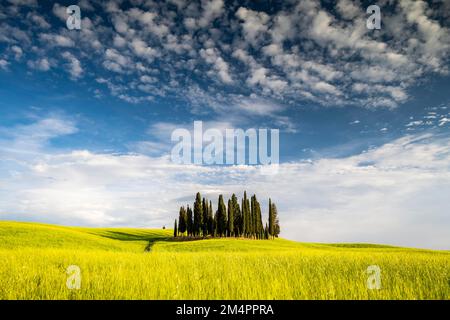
[0,221,448,299]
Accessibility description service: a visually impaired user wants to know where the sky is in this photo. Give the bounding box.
[0,0,449,249]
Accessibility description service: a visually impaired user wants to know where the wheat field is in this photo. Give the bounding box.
[0,221,448,299]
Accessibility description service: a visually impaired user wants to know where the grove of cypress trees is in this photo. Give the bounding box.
[174,192,280,240]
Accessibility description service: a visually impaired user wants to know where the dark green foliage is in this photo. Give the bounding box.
[208,200,214,235]
[272,203,280,237]
[202,198,208,236]
[242,191,250,237]
[241,198,247,237]
[173,219,178,237]
[216,195,227,237]
[227,198,234,237]
[186,205,193,236]
[268,198,274,238]
[178,206,187,236]
[254,196,263,239]
[245,193,251,237]
[231,194,241,237]
[193,192,203,236]
[213,205,218,237]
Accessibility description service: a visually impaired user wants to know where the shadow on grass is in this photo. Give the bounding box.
[90,230,171,251]
[92,231,213,252]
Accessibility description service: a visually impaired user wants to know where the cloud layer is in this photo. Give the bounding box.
[0,0,449,114]
[0,116,449,249]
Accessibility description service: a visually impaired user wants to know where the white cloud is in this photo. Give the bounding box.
[39,33,74,47]
[438,118,450,126]
[336,0,361,20]
[235,7,270,46]
[0,116,77,157]
[27,12,51,29]
[52,3,67,21]
[61,52,83,79]
[103,48,131,73]
[7,0,37,6]
[198,0,224,27]
[113,35,127,48]
[0,59,9,70]
[11,45,23,60]
[27,58,51,71]
[200,48,233,84]
[236,97,284,116]
[313,81,342,96]
[129,38,159,62]
[400,0,449,67]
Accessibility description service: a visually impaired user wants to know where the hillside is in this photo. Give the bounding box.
[0,221,172,252]
[0,221,448,300]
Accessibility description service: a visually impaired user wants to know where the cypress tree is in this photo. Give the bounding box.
[213,206,219,237]
[178,206,187,236]
[174,219,178,237]
[231,194,241,237]
[193,192,203,236]
[255,196,263,239]
[268,198,274,239]
[273,203,280,237]
[186,205,193,236]
[227,198,234,237]
[246,193,251,237]
[254,196,260,238]
[202,198,208,236]
[250,195,256,238]
[208,200,214,235]
[216,195,227,237]
[243,191,249,237]
[241,198,246,237]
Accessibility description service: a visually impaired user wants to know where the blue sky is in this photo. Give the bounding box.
[0,0,449,248]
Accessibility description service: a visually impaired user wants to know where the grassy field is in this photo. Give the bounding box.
[0,221,448,300]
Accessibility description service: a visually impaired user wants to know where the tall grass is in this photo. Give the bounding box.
[0,222,448,299]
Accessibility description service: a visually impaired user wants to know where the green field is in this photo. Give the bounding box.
[0,221,448,299]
